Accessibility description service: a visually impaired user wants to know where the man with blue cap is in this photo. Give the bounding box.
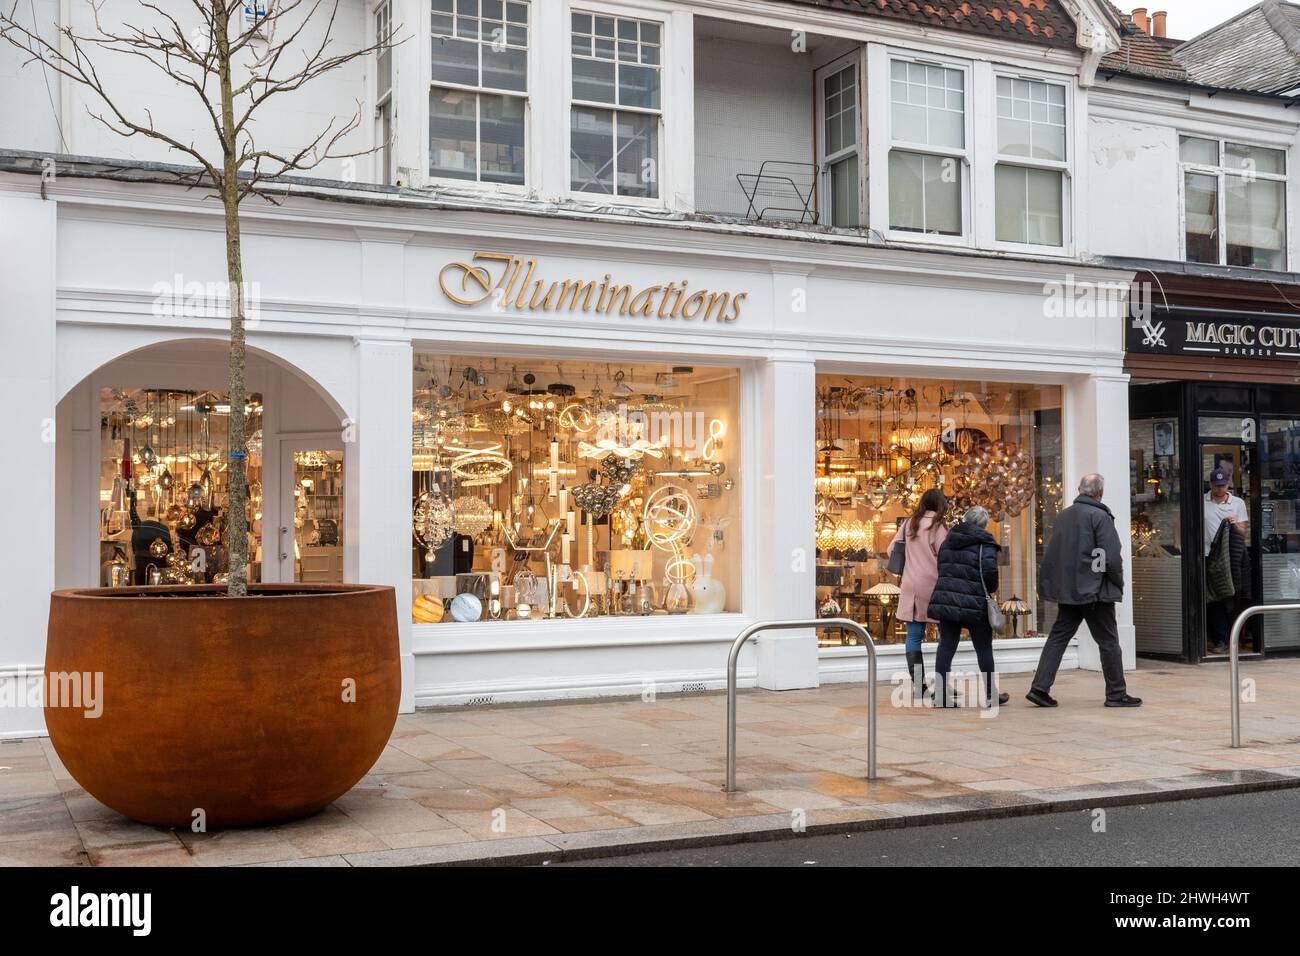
[1204,466,1248,655]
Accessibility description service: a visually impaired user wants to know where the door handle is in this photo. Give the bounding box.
[279,525,288,561]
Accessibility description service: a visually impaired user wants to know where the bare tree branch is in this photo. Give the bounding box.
[0,0,401,595]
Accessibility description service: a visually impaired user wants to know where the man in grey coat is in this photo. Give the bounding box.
[1027,474,1142,708]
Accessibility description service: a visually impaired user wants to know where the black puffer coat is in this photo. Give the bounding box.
[927,522,1000,626]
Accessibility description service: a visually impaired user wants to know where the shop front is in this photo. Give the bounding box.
[1127,273,1300,663]
[1,171,1135,737]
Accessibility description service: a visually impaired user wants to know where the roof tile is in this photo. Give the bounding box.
[774,0,1079,49]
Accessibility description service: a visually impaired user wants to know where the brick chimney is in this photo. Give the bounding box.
[1151,10,1167,37]
[1132,7,1149,33]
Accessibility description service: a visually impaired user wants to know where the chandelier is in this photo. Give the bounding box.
[414,488,455,550]
[447,441,512,487]
[453,495,494,536]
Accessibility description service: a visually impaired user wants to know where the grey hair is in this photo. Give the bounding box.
[1079,473,1105,498]
[963,505,989,528]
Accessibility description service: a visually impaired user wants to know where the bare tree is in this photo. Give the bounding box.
[1,0,396,595]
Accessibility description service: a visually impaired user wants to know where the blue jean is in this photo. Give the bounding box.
[904,620,926,652]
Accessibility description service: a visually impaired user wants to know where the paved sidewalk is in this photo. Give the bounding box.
[3,660,1300,866]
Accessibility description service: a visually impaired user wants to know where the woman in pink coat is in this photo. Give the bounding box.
[888,488,949,699]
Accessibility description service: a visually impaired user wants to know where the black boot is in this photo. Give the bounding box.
[934,672,957,708]
[905,651,926,703]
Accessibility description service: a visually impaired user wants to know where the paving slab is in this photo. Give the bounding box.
[4,660,1300,865]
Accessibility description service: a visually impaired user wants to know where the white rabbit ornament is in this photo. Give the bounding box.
[691,553,726,614]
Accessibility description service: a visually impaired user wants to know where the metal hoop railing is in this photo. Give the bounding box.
[725,618,876,792]
[1230,603,1300,748]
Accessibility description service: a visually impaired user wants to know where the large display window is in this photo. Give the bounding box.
[813,374,1062,645]
[410,355,741,623]
[97,388,264,587]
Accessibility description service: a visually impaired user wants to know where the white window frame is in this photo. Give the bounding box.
[1178,135,1290,272]
[565,1,667,208]
[879,48,973,246]
[426,0,533,193]
[815,51,864,229]
[988,68,1073,255]
[373,0,394,186]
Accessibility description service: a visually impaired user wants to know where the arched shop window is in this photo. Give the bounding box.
[411,356,741,623]
[98,388,265,586]
[814,375,1063,646]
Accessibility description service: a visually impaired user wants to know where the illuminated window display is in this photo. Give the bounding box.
[813,375,1062,645]
[411,356,740,623]
[97,389,264,587]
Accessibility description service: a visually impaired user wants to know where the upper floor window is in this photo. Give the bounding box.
[375,1,394,184]
[430,0,529,185]
[1180,136,1287,271]
[569,11,661,199]
[887,58,966,236]
[993,75,1067,247]
[819,59,859,228]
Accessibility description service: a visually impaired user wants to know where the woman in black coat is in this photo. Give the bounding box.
[927,505,1008,707]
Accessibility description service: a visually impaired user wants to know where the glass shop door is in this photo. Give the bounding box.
[1196,416,1259,659]
[281,447,345,583]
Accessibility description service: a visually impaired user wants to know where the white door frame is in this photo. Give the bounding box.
[271,433,346,583]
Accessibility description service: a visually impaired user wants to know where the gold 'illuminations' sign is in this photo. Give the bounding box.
[438,252,746,323]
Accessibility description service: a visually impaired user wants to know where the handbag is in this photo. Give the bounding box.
[978,545,1006,630]
[886,538,906,576]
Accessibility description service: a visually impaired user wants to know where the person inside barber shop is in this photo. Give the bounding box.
[1204,466,1249,655]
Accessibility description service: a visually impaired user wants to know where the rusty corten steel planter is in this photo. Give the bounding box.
[45,583,400,828]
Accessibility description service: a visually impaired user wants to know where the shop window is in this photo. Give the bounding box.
[98,389,264,587]
[1180,135,1287,271]
[887,58,966,236]
[569,11,661,199]
[1129,415,1184,656]
[813,375,1062,646]
[1260,417,1300,651]
[430,0,529,185]
[994,76,1066,247]
[410,357,740,624]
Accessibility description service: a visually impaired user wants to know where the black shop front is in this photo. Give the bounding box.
[1126,273,1300,663]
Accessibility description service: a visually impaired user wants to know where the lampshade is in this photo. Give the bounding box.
[1000,595,1030,615]
[866,582,901,596]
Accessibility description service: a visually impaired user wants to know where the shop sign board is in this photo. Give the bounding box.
[1128,309,1300,361]
[438,251,747,323]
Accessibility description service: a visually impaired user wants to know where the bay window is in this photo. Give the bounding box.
[570,11,662,199]
[993,75,1067,247]
[1180,135,1288,271]
[430,0,529,185]
[887,58,966,237]
[820,59,859,228]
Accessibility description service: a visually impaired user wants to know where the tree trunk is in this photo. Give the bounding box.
[217,6,249,597]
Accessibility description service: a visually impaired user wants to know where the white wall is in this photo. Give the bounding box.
[0,0,371,182]
[0,194,57,738]
[693,36,815,218]
[1087,117,1180,261]
[0,0,62,153]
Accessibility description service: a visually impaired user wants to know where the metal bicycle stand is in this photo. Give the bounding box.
[1230,603,1300,748]
[725,617,876,793]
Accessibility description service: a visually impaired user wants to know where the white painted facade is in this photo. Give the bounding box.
[0,0,1147,738]
[1087,78,1300,268]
